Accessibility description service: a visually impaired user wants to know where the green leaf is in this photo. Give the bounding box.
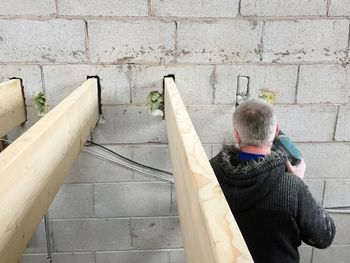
[32,92,49,117]
[146,91,164,116]
[258,88,278,105]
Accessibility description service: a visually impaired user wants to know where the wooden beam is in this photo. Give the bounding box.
[0,79,26,138]
[0,79,100,263]
[164,77,253,263]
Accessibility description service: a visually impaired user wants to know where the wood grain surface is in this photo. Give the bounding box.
[0,79,99,263]
[165,77,253,263]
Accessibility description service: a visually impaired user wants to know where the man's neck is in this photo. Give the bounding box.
[240,145,271,155]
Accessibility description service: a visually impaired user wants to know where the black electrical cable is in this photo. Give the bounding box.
[1,138,173,176]
[85,140,173,175]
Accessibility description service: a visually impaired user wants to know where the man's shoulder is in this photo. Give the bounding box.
[276,172,306,192]
[281,171,303,182]
[258,172,305,217]
[270,172,308,209]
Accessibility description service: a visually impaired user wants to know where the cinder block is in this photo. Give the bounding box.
[177,20,262,63]
[131,64,215,105]
[20,253,95,263]
[151,0,239,17]
[298,246,312,263]
[0,20,87,63]
[132,144,171,171]
[132,144,172,181]
[58,0,147,16]
[131,217,183,249]
[48,184,93,218]
[89,20,175,63]
[304,180,324,204]
[324,180,350,207]
[298,64,349,104]
[329,0,350,16]
[23,221,46,254]
[263,20,349,63]
[92,106,167,144]
[192,144,212,158]
[0,0,55,16]
[65,145,134,183]
[274,105,337,142]
[0,65,42,105]
[212,144,225,158]
[215,65,298,104]
[296,143,350,179]
[188,105,234,144]
[96,250,169,263]
[7,106,40,141]
[51,218,131,251]
[202,145,213,159]
[335,105,350,141]
[313,245,350,263]
[241,0,327,16]
[43,65,130,106]
[326,214,350,245]
[170,184,179,215]
[94,182,172,217]
[170,249,186,263]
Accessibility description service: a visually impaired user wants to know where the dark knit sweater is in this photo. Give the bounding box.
[210,145,336,263]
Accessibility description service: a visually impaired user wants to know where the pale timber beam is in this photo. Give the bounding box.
[0,79,26,138]
[164,77,253,263]
[0,78,100,263]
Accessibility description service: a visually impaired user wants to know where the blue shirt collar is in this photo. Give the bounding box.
[238,151,266,161]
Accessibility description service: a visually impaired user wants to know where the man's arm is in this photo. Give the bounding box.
[296,182,336,248]
[287,158,335,248]
[286,159,306,179]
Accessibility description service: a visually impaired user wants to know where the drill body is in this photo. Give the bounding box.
[272,130,302,166]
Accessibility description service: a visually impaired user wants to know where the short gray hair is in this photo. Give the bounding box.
[233,99,277,147]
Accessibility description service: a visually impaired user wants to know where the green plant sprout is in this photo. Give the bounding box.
[146,91,164,116]
[258,88,278,105]
[32,92,49,117]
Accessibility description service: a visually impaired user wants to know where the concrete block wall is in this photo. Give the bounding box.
[0,1,349,262]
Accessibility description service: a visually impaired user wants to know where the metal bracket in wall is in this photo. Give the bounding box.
[162,74,175,120]
[236,75,250,106]
[87,75,102,115]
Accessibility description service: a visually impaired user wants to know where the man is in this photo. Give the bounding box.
[210,99,335,263]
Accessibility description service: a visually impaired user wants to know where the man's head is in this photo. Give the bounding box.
[233,99,278,148]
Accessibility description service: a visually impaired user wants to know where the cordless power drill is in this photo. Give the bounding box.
[236,76,302,166]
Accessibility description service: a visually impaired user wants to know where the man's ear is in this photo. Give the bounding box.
[275,123,280,137]
[234,129,240,143]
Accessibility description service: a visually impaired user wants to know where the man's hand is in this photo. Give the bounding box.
[286,159,306,179]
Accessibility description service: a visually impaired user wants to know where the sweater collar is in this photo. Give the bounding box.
[219,144,287,179]
[214,145,287,212]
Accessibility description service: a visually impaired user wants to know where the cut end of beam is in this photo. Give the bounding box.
[87,75,102,115]
[0,79,27,138]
